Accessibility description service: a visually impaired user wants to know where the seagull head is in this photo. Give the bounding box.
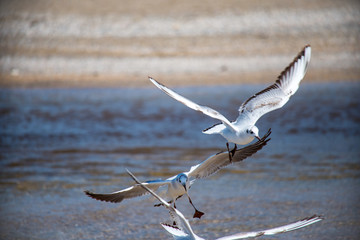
[176,173,189,191]
[247,126,260,141]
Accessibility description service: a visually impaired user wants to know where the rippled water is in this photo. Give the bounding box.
[1,82,359,240]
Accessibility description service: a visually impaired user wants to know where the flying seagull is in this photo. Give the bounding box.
[85,129,271,219]
[149,45,311,158]
[127,169,323,240]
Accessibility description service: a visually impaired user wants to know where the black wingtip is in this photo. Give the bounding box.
[259,128,272,142]
[84,190,92,196]
[276,45,311,84]
[301,214,325,221]
[84,190,98,199]
[84,190,124,203]
[299,45,311,57]
[84,190,96,198]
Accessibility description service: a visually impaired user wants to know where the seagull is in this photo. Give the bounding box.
[127,169,324,240]
[85,129,271,219]
[149,45,311,158]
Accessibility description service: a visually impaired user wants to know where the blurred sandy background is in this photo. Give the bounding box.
[0,0,359,87]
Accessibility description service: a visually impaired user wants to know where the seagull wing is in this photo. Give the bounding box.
[236,45,311,126]
[84,179,169,203]
[187,129,271,179]
[126,170,202,240]
[149,77,236,131]
[215,215,323,240]
[161,223,192,240]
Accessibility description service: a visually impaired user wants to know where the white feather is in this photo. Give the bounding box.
[149,45,311,145]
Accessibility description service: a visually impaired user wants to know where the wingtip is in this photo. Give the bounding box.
[299,44,311,57]
[148,76,163,86]
[299,45,311,60]
[84,190,107,201]
[148,76,155,82]
[84,190,103,201]
[84,190,92,196]
[303,214,325,221]
[267,128,272,135]
[260,128,272,141]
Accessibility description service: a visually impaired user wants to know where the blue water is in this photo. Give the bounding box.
[0,82,359,239]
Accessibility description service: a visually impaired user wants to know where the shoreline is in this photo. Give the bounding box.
[1,68,359,88]
[1,0,359,88]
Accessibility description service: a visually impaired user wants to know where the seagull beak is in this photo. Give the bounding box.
[256,136,261,141]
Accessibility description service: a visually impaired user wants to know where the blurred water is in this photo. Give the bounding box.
[0,82,359,240]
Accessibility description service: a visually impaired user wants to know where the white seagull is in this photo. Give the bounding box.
[85,129,271,219]
[127,169,324,240]
[149,45,311,156]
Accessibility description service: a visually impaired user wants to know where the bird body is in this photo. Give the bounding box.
[166,174,188,204]
[214,124,257,145]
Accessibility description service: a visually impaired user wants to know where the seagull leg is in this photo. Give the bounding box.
[231,144,237,156]
[172,201,177,226]
[226,142,233,162]
[187,194,204,219]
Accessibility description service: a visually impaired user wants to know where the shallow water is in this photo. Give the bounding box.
[1,82,359,240]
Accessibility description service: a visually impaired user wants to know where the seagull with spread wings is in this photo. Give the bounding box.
[149,45,311,159]
[85,129,271,219]
[127,169,323,240]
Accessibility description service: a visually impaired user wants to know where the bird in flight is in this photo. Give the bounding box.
[85,129,271,219]
[127,169,323,240]
[149,45,311,160]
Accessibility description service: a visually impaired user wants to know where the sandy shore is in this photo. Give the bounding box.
[0,0,359,88]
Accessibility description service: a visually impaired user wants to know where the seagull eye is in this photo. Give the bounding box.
[250,131,254,134]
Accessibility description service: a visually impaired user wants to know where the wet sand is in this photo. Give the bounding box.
[1,83,360,239]
[0,0,360,87]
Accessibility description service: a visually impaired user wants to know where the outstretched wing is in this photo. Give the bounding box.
[84,179,169,203]
[149,77,236,132]
[160,223,190,240]
[216,215,323,240]
[236,45,311,126]
[187,129,271,179]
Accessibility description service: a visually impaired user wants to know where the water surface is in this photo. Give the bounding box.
[1,82,359,239]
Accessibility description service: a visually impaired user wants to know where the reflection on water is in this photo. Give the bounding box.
[0,82,359,239]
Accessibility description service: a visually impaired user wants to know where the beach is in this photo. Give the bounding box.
[0,0,359,87]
